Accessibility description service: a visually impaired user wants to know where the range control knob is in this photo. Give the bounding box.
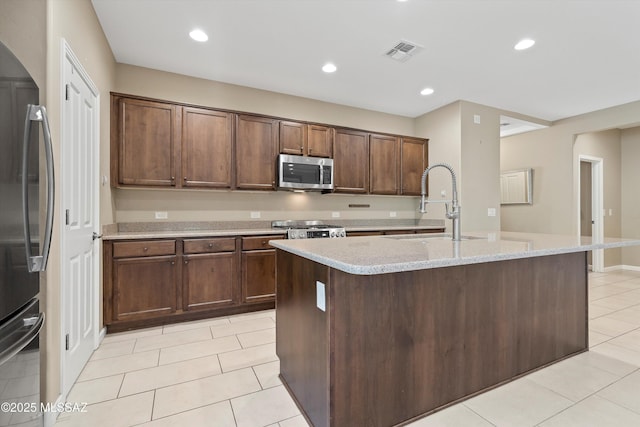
[330,230,336,238]
[339,230,346,237]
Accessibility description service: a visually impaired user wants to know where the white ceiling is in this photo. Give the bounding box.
[91,0,640,122]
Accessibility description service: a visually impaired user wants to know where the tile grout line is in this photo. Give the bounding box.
[532,367,640,426]
[460,403,498,427]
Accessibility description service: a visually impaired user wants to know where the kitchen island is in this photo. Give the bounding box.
[271,232,640,427]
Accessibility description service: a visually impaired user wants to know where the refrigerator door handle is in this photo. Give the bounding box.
[22,104,55,273]
[0,299,44,366]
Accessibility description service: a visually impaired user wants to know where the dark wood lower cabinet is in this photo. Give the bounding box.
[113,255,177,322]
[241,235,283,304]
[242,250,276,303]
[104,229,443,332]
[183,252,238,311]
[276,251,588,427]
[104,237,273,332]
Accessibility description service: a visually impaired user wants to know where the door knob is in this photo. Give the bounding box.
[92,232,103,241]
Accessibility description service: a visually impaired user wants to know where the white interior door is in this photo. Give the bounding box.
[61,41,100,396]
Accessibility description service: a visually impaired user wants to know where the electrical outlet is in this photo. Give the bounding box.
[487,208,496,217]
[155,211,168,219]
[389,211,397,218]
[250,211,261,219]
[440,190,447,198]
[332,211,340,218]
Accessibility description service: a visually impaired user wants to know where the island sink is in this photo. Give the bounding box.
[383,233,484,241]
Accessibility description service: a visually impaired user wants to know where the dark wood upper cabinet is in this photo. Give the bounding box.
[116,97,179,187]
[369,134,399,195]
[279,121,333,158]
[333,129,369,193]
[182,107,233,188]
[400,137,428,195]
[306,124,333,158]
[279,121,307,155]
[235,114,279,190]
[111,93,426,195]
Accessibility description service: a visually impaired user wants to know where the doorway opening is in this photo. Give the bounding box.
[579,155,604,272]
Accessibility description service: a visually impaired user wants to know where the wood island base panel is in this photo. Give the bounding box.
[275,250,588,427]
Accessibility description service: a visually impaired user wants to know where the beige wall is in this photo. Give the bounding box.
[622,127,640,268]
[502,101,640,267]
[116,64,416,135]
[113,64,422,223]
[46,0,116,407]
[500,125,575,234]
[414,101,501,233]
[574,130,622,267]
[414,102,461,231]
[115,189,419,223]
[460,101,501,232]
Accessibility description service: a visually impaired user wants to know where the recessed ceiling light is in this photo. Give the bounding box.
[397,0,409,2]
[514,38,535,51]
[189,29,208,42]
[420,87,434,96]
[322,63,337,73]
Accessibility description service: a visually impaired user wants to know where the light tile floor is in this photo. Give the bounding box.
[55,270,640,427]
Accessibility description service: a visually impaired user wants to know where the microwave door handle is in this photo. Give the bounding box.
[22,104,55,273]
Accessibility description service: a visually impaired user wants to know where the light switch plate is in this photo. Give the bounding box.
[488,208,496,217]
[474,114,481,124]
[316,281,326,311]
[332,211,340,218]
[250,211,261,219]
[389,211,397,217]
[155,211,168,219]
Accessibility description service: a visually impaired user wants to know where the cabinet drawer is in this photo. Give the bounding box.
[184,238,236,254]
[242,235,284,251]
[113,240,176,258]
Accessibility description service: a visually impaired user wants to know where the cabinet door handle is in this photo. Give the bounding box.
[308,148,313,153]
[262,240,267,245]
[184,260,189,265]
[208,243,213,248]
[300,146,303,153]
[143,247,148,252]
[171,261,175,265]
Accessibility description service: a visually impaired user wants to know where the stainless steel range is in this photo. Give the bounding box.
[272,220,346,239]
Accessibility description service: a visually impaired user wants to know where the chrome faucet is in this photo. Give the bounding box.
[419,163,461,241]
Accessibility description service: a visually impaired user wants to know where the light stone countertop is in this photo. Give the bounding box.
[269,231,640,275]
[102,221,445,241]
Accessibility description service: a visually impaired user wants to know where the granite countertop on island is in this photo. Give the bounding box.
[269,231,640,275]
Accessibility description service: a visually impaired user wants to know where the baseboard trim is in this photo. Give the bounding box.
[43,394,65,427]
[601,264,640,272]
[620,265,640,272]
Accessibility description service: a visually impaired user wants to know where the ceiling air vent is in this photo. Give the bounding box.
[385,40,423,63]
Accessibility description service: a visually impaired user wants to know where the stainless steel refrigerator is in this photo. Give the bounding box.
[0,40,53,427]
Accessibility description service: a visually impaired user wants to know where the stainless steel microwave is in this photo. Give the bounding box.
[277,154,334,191]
